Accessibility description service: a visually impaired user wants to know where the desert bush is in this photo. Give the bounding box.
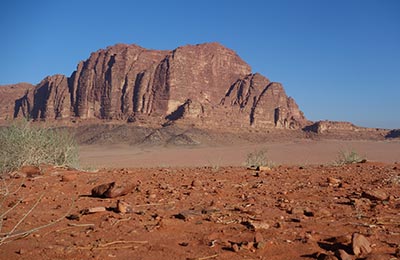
[245,148,271,168]
[0,121,79,174]
[334,150,365,166]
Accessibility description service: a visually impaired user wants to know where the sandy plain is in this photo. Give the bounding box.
[80,139,400,168]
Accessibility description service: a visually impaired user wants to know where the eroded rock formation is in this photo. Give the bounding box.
[0,83,34,121]
[2,43,308,129]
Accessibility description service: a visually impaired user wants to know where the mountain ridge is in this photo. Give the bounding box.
[0,42,310,130]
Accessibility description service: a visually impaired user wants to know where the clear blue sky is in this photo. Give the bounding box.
[0,0,399,129]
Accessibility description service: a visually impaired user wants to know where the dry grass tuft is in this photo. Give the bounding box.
[0,121,79,174]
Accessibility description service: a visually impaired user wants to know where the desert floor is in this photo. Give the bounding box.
[0,162,399,260]
[79,139,400,168]
[1,140,399,260]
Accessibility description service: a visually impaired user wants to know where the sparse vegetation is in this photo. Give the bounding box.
[0,121,79,174]
[245,148,271,168]
[334,150,365,166]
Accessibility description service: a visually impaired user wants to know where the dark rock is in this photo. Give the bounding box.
[362,190,388,201]
[80,207,107,215]
[91,182,135,198]
[335,249,354,260]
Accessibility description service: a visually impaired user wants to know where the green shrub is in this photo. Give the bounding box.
[0,121,79,174]
[245,148,270,168]
[334,150,365,166]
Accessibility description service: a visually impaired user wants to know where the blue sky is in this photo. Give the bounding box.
[0,0,399,128]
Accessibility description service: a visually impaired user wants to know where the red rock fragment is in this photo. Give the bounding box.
[91,182,134,198]
[352,233,372,257]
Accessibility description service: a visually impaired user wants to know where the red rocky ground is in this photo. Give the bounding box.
[0,162,399,260]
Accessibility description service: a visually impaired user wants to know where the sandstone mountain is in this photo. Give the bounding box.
[0,82,34,120]
[2,43,308,129]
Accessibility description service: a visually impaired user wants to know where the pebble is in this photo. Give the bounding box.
[250,221,270,230]
[327,177,341,186]
[255,241,266,249]
[289,207,304,215]
[258,166,271,171]
[15,249,25,255]
[117,200,132,213]
[254,232,264,243]
[191,180,202,187]
[80,207,106,215]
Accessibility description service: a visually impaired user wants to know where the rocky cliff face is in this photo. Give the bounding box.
[15,75,71,120]
[5,42,307,129]
[0,83,34,121]
[220,73,307,128]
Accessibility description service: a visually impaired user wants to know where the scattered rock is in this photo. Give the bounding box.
[352,233,372,257]
[174,210,199,221]
[258,166,271,171]
[240,241,254,250]
[66,214,80,221]
[232,243,240,252]
[15,249,25,255]
[329,234,352,245]
[254,233,266,250]
[290,218,301,223]
[304,207,314,217]
[255,241,266,249]
[91,182,135,198]
[336,249,354,260]
[252,221,270,230]
[352,198,372,209]
[396,246,400,257]
[178,242,189,247]
[117,200,132,213]
[327,177,341,186]
[254,232,264,243]
[362,190,388,201]
[242,220,270,231]
[80,207,107,215]
[289,206,304,215]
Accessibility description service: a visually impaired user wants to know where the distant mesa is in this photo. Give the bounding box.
[0,42,308,129]
[386,129,400,139]
[303,121,358,134]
